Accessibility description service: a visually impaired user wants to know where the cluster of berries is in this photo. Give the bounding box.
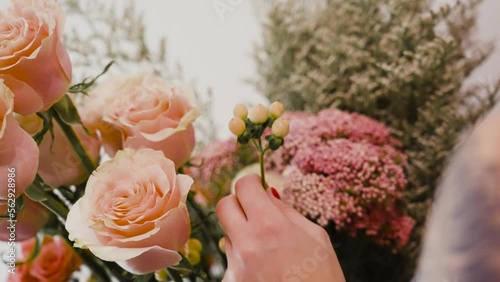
[228,102,289,150]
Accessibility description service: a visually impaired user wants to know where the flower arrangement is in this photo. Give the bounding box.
[0,0,453,281]
[256,0,499,280]
[267,110,413,249]
[194,109,414,250]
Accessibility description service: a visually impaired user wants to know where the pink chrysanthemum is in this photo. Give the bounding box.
[268,109,414,249]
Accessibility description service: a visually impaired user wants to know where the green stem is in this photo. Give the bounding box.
[257,138,268,190]
[24,186,68,224]
[52,109,96,175]
[167,268,184,282]
[259,151,267,189]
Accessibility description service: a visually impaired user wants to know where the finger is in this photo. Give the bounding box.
[221,236,233,258]
[234,174,283,221]
[216,194,247,240]
[222,237,243,282]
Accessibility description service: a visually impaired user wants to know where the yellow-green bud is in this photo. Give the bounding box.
[218,237,226,253]
[233,103,248,118]
[248,104,269,124]
[269,101,285,118]
[154,269,169,281]
[186,250,201,265]
[187,238,203,253]
[272,118,289,138]
[229,118,246,136]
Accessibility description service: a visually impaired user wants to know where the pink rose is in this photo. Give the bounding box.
[0,197,50,242]
[0,0,72,115]
[16,113,101,187]
[82,75,201,168]
[0,80,38,199]
[65,148,193,274]
[7,235,82,282]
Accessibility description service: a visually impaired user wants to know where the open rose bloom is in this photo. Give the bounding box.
[0,80,38,199]
[0,0,72,115]
[66,148,193,274]
[82,75,201,168]
[8,235,81,282]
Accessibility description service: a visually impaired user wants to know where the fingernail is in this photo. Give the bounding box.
[271,187,281,200]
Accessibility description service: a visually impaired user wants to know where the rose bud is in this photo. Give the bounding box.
[233,104,248,118]
[269,101,285,118]
[248,104,269,124]
[272,118,290,138]
[229,118,246,136]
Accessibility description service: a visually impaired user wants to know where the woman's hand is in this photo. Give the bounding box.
[216,174,346,282]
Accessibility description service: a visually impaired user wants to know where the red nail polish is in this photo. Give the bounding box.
[271,188,281,200]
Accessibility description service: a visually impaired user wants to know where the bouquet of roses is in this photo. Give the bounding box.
[0,0,415,281]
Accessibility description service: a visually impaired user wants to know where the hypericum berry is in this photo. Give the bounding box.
[187,238,203,253]
[154,269,169,281]
[268,136,284,151]
[248,104,269,124]
[186,250,201,265]
[271,118,289,138]
[233,103,248,118]
[218,237,226,253]
[229,117,246,136]
[269,101,285,118]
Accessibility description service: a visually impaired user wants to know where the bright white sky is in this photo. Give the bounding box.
[0,0,499,280]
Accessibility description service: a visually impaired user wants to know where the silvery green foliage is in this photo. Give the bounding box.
[255,0,499,279]
[415,106,500,282]
[255,0,498,252]
[60,0,217,147]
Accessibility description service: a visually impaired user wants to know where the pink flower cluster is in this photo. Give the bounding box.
[268,109,415,249]
[188,139,240,204]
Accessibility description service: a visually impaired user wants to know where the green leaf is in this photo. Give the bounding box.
[52,94,84,126]
[24,181,48,202]
[69,61,114,94]
[33,111,53,145]
[14,195,25,214]
[0,195,24,218]
[167,268,184,282]
[133,273,153,282]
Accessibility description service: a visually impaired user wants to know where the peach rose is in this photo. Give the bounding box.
[7,235,81,282]
[0,197,50,242]
[0,0,72,115]
[82,75,201,168]
[16,113,101,187]
[0,80,38,199]
[65,148,193,274]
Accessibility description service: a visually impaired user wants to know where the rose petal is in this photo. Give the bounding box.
[118,246,181,275]
[0,115,39,198]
